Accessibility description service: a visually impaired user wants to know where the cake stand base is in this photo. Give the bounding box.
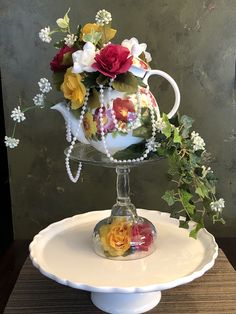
[30,209,218,314]
[91,291,162,314]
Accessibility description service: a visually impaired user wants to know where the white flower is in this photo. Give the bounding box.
[64,34,78,48]
[11,106,26,123]
[156,118,167,132]
[201,165,213,178]
[39,26,52,43]
[72,42,97,73]
[121,37,152,62]
[38,78,52,93]
[146,138,161,152]
[95,9,112,26]
[191,131,206,152]
[33,94,45,107]
[210,198,225,212]
[5,136,19,149]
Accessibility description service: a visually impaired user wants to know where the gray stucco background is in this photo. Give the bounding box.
[1,0,236,238]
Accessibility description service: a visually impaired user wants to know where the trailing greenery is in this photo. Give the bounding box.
[114,113,225,238]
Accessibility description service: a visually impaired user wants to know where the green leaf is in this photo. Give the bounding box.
[132,125,152,139]
[136,76,147,88]
[180,115,194,138]
[61,51,73,66]
[96,74,109,86]
[162,190,176,206]
[83,29,103,45]
[162,114,172,138]
[179,220,189,229]
[173,128,182,143]
[76,24,82,37]
[56,8,70,29]
[195,184,209,198]
[167,152,179,176]
[179,189,195,215]
[88,88,100,109]
[112,72,138,93]
[83,72,100,89]
[52,72,65,91]
[189,222,204,239]
[180,115,194,129]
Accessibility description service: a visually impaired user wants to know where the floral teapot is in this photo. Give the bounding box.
[52,62,180,160]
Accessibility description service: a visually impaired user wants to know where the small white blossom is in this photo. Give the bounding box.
[146,138,161,152]
[64,34,78,48]
[5,136,19,149]
[39,26,52,43]
[201,165,213,178]
[156,118,167,132]
[11,106,26,123]
[33,94,45,107]
[72,42,96,73]
[191,131,206,152]
[38,78,52,93]
[95,9,112,26]
[210,198,225,212]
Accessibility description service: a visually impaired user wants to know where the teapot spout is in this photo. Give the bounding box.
[51,101,89,144]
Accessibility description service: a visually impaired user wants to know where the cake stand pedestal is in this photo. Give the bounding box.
[29,144,218,314]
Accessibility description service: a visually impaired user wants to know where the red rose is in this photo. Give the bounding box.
[92,44,133,78]
[131,223,154,251]
[113,98,135,122]
[50,46,75,72]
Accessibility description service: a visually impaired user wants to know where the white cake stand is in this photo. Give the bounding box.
[29,209,218,314]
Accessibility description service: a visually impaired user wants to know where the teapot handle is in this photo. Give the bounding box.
[143,70,180,119]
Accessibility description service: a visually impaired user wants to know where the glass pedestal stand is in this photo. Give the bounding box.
[67,143,159,260]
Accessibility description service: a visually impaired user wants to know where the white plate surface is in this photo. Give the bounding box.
[30,209,218,293]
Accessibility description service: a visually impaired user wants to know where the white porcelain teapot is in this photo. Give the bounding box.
[52,65,180,157]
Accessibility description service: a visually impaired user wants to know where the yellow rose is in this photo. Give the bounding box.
[82,23,117,43]
[61,67,86,109]
[83,111,97,138]
[99,218,131,257]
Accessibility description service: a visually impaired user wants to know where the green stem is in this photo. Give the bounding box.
[12,123,17,137]
[23,106,38,113]
[177,189,192,221]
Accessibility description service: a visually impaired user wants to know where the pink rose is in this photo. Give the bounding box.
[131,223,154,251]
[92,44,133,78]
[50,46,75,72]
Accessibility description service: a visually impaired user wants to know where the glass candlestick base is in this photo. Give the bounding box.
[92,166,157,260]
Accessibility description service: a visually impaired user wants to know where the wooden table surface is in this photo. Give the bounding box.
[4,249,236,314]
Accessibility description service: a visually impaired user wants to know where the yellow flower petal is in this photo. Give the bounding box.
[61,67,86,109]
[82,23,117,43]
[83,111,97,138]
[99,218,131,257]
[101,26,117,42]
[82,23,100,35]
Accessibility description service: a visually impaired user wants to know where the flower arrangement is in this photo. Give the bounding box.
[99,218,154,257]
[5,9,225,239]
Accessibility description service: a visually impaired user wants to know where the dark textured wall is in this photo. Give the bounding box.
[1,0,236,238]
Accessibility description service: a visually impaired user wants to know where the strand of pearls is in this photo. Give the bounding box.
[108,79,142,133]
[65,89,89,183]
[66,103,72,142]
[99,85,157,164]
